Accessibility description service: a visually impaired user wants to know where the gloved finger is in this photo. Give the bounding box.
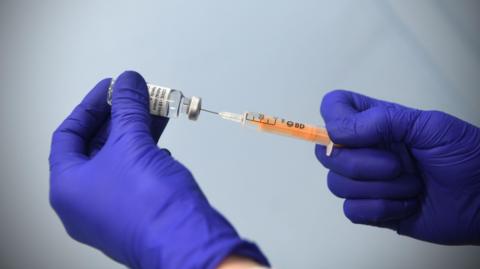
[150,116,169,143]
[160,148,171,156]
[88,119,111,157]
[327,171,422,199]
[315,145,401,179]
[320,90,420,147]
[88,115,169,158]
[110,71,157,145]
[320,90,416,123]
[50,78,111,165]
[321,90,388,122]
[325,106,420,147]
[389,143,418,174]
[343,199,418,224]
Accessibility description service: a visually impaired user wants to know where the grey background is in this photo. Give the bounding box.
[1,0,479,268]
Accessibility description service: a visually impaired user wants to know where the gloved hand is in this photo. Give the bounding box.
[315,90,480,245]
[49,71,269,268]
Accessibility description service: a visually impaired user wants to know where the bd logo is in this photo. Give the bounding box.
[287,121,305,129]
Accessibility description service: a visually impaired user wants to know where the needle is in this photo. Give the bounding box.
[201,108,219,115]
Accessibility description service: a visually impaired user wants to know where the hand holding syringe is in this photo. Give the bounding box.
[108,80,335,156]
[201,109,335,156]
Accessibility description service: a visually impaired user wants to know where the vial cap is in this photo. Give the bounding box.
[187,96,201,120]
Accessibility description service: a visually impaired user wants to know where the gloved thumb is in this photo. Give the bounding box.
[110,71,154,144]
[321,90,420,147]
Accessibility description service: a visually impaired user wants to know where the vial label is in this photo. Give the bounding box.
[108,80,172,117]
[148,84,171,117]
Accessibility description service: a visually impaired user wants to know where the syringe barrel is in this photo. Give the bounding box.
[244,112,332,146]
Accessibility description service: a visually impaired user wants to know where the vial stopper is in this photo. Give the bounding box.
[187,96,202,120]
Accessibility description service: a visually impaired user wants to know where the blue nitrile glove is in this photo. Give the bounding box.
[49,71,269,268]
[315,90,480,245]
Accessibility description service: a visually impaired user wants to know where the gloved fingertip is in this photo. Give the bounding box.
[326,107,389,147]
[81,78,112,107]
[320,89,354,120]
[110,70,153,139]
[314,144,326,160]
[315,144,340,169]
[111,70,149,110]
[97,77,113,88]
[343,199,385,224]
[343,199,420,225]
[325,118,353,145]
[343,199,363,224]
[114,70,147,94]
[161,148,171,156]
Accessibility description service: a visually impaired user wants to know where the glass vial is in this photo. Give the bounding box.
[107,80,202,120]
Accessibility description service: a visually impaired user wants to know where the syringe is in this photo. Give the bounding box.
[108,77,334,155]
[202,110,335,156]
